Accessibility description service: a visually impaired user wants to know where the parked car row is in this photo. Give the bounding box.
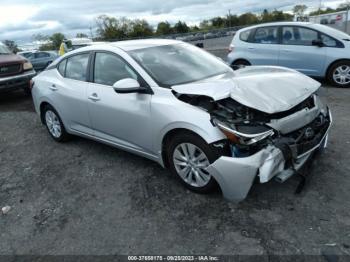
[228,22,350,88]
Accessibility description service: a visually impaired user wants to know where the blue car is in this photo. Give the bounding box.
[227,22,350,87]
[19,51,58,72]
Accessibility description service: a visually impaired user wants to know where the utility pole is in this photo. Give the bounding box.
[318,0,322,16]
[89,26,93,40]
[228,9,232,28]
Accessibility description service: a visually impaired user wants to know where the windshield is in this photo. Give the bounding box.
[129,43,231,87]
[0,44,11,54]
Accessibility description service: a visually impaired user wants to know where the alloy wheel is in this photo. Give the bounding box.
[172,143,211,188]
[333,65,350,86]
[45,110,62,138]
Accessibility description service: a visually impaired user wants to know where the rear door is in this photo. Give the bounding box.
[48,53,93,135]
[278,26,326,76]
[247,26,280,66]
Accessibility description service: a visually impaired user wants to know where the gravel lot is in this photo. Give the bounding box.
[0,54,350,257]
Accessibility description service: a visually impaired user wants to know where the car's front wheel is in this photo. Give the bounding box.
[231,59,250,70]
[43,105,70,142]
[167,132,223,193]
[328,61,350,88]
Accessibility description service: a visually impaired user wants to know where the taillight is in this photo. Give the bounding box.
[228,44,234,53]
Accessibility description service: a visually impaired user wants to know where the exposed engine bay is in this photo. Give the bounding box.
[175,92,331,166]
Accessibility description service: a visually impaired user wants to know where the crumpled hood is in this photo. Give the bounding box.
[172,66,321,114]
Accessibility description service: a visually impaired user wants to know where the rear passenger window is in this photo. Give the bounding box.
[240,30,251,42]
[65,53,90,81]
[35,52,50,59]
[253,27,278,44]
[282,27,318,46]
[58,59,67,76]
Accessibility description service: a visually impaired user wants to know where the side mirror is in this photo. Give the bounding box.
[113,78,144,94]
[312,39,324,47]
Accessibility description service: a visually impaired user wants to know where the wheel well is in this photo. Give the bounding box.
[326,59,350,78]
[232,59,251,66]
[39,102,50,124]
[161,128,204,168]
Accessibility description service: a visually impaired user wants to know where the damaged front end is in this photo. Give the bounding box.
[175,91,332,202]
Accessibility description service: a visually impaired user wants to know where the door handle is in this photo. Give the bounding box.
[88,93,101,102]
[248,47,255,50]
[49,84,58,91]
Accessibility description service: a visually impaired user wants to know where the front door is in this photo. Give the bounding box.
[278,26,326,77]
[87,52,153,153]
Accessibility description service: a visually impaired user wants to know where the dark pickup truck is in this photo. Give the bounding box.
[0,43,36,95]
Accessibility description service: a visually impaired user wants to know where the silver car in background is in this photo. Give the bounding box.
[31,40,332,202]
[228,22,350,88]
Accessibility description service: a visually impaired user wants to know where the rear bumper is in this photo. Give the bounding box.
[0,70,36,92]
[207,109,332,203]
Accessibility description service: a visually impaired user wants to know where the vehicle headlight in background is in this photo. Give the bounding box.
[216,122,274,146]
[23,61,33,71]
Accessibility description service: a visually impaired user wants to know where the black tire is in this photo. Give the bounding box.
[42,105,70,142]
[167,131,224,194]
[231,59,251,70]
[327,61,350,88]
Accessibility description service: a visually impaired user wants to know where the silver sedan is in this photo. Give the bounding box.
[31,40,332,202]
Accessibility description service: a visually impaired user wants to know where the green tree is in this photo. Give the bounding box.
[261,9,273,22]
[225,15,239,27]
[76,33,89,38]
[156,21,172,35]
[199,20,211,30]
[50,33,66,50]
[211,17,225,28]
[129,19,153,38]
[238,13,258,25]
[96,15,131,40]
[173,21,189,34]
[293,5,308,16]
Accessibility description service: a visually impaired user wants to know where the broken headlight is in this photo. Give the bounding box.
[216,122,274,146]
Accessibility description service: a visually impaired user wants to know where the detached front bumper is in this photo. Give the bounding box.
[0,70,36,93]
[207,109,332,203]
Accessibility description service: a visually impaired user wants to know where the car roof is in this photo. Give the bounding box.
[73,39,181,53]
[110,39,180,51]
[240,22,314,31]
[238,21,350,40]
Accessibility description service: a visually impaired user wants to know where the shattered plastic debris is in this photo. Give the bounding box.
[1,206,11,215]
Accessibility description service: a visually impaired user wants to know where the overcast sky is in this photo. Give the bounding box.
[0,0,346,43]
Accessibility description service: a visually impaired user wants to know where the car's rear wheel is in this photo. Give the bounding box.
[327,61,350,88]
[43,105,70,142]
[231,59,250,70]
[167,132,223,193]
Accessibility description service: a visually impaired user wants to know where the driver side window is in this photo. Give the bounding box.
[93,52,138,86]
